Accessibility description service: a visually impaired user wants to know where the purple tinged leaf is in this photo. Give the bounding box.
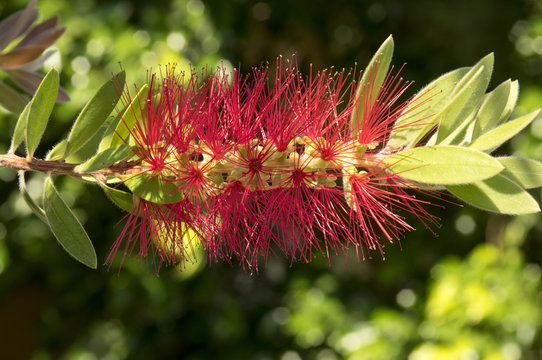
[0,79,26,113]
[13,20,66,51]
[6,69,70,102]
[0,0,38,51]
[0,46,46,69]
[19,49,55,71]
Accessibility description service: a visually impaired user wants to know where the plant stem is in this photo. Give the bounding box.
[0,153,138,181]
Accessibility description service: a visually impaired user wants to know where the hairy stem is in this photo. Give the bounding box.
[0,153,139,181]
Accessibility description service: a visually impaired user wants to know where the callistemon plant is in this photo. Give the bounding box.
[1,36,541,272]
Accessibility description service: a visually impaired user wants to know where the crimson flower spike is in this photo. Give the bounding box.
[104,36,541,272]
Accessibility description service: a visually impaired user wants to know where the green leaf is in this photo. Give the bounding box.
[436,107,477,146]
[9,100,31,153]
[122,173,184,205]
[110,84,148,147]
[498,156,542,189]
[97,114,122,153]
[17,171,46,222]
[387,67,469,149]
[25,67,59,158]
[471,80,519,139]
[447,174,540,214]
[101,184,134,212]
[46,140,67,160]
[65,122,112,163]
[75,144,133,173]
[435,54,493,143]
[0,78,27,113]
[382,145,503,185]
[351,35,394,137]
[469,110,540,152]
[63,71,126,158]
[43,176,97,269]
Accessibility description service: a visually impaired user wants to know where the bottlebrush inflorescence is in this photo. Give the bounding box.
[6,36,541,272]
[108,56,439,270]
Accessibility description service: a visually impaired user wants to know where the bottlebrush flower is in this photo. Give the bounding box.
[3,34,537,272]
[108,53,441,272]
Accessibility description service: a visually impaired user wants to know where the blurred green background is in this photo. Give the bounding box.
[1,0,542,359]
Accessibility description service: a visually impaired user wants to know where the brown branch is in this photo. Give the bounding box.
[0,153,140,182]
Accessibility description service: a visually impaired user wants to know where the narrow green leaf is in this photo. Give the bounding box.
[0,78,27,113]
[9,100,31,153]
[471,80,518,139]
[387,67,469,149]
[435,54,494,143]
[102,184,134,212]
[122,174,184,205]
[351,35,394,137]
[97,114,122,153]
[64,71,126,158]
[436,107,477,146]
[75,144,133,173]
[17,171,46,222]
[498,156,542,189]
[470,110,540,152]
[43,176,97,269]
[25,67,59,158]
[46,140,67,160]
[65,122,112,163]
[382,145,503,185]
[447,174,540,214]
[110,84,148,147]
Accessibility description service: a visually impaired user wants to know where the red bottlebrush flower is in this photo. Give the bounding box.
[109,56,439,272]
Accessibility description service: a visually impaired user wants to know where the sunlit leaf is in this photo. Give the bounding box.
[387,67,469,149]
[9,101,31,154]
[25,67,58,158]
[122,173,184,205]
[43,176,97,269]
[470,110,540,152]
[351,35,394,137]
[76,144,133,173]
[110,84,148,147]
[471,80,518,139]
[46,140,67,161]
[435,54,493,143]
[383,145,503,185]
[63,71,126,158]
[498,156,542,189]
[447,174,540,214]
